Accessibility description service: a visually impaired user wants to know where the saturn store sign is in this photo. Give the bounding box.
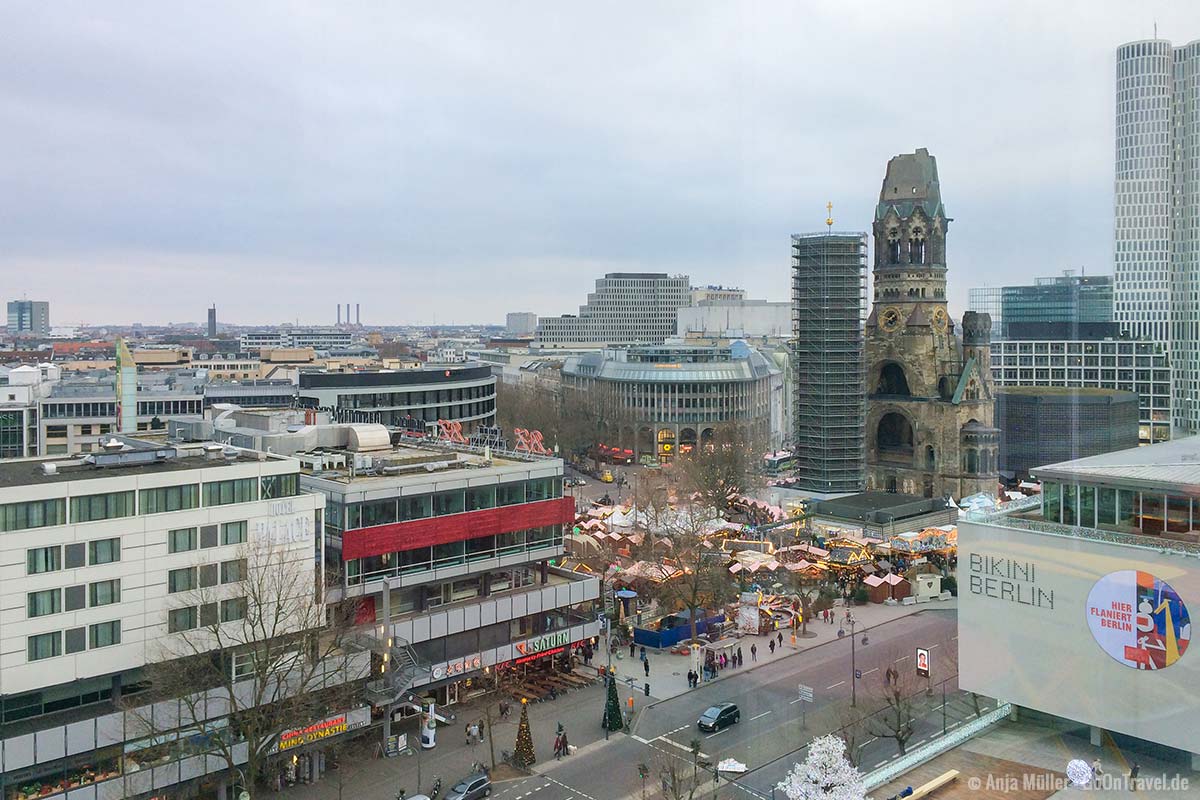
[270,707,371,754]
[515,631,570,657]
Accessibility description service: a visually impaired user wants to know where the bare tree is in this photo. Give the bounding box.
[864,649,922,755]
[657,738,707,800]
[646,501,737,645]
[132,540,363,795]
[830,704,872,769]
[678,425,764,514]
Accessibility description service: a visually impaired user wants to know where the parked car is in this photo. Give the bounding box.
[697,702,740,732]
[445,772,491,800]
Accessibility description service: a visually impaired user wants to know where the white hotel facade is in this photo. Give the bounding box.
[0,440,329,800]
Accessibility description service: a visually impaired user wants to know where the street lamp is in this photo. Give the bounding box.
[849,619,857,707]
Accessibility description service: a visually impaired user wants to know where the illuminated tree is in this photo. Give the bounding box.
[513,700,536,768]
[776,735,867,800]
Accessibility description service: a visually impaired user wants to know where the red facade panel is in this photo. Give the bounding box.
[342,497,575,560]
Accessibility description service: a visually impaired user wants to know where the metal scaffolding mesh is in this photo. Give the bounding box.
[791,232,868,492]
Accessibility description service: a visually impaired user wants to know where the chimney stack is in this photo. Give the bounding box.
[346,303,351,326]
[356,303,361,326]
[337,304,341,325]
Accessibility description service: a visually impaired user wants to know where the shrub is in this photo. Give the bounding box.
[942,575,958,596]
[853,586,869,605]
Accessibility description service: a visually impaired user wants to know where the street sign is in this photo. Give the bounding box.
[855,669,862,679]
[797,683,814,703]
[916,647,931,678]
[385,733,407,757]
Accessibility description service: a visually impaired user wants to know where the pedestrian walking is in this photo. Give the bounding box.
[1128,763,1140,790]
[750,644,757,662]
[640,645,646,662]
[553,733,564,760]
[777,632,783,647]
[644,658,650,677]
[477,719,485,743]
[465,722,473,746]
[768,639,776,655]
[630,641,636,658]
[1092,759,1103,777]
[560,731,570,757]
[737,647,744,666]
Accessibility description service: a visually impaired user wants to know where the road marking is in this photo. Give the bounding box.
[631,735,650,743]
[666,724,689,735]
[789,698,803,704]
[826,681,845,689]
[873,760,888,768]
[949,721,962,729]
[546,777,598,800]
[862,667,878,676]
[929,643,940,649]
[705,728,728,739]
[657,737,709,759]
[749,710,772,721]
[896,655,910,662]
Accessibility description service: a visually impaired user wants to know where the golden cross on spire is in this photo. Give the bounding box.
[826,201,834,230]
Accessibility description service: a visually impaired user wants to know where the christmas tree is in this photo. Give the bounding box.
[601,673,623,731]
[776,735,866,800]
[513,700,536,768]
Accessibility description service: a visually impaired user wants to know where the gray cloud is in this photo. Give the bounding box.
[0,0,1195,325]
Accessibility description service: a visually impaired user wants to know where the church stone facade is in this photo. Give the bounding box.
[864,148,999,500]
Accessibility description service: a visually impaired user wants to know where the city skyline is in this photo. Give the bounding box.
[1,3,1197,326]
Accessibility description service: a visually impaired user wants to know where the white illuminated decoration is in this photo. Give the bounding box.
[1065,759,1093,787]
[776,735,866,800]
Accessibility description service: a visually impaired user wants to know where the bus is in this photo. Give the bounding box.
[593,443,634,464]
[762,451,794,476]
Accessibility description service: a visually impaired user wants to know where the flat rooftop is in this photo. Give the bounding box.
[0,442,274,488]
[300,439,558,485]
[814,491,952,523]
[1033,434,1200,491]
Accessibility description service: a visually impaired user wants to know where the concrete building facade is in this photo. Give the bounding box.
[535,273,691,347]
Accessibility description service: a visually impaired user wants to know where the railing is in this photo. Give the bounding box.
[360,635,431,707]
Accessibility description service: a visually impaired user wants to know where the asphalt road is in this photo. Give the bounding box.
[525,609,970,800]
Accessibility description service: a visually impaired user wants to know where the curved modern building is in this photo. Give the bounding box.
[560,343,785,461]
[298,364,497,433]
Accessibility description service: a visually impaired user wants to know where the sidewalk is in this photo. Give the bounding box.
[603,597,957,702]
[282,677,616,800]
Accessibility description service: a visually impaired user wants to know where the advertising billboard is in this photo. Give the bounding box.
[958,517,1198,754]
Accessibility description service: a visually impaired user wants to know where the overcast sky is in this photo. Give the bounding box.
[2,1,1197,327]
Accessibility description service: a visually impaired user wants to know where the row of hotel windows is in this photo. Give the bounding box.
[27,621,122,661]
[0,474,298,532]
[330,477,562,531]
[24,521,245,576]
[167,559,246,592]
[28,579,121,617]
[169,598,248,632]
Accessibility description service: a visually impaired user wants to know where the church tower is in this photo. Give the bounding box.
[864,148,998,500]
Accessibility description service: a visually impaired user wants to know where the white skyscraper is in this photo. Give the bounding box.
[1114,38,1200,435]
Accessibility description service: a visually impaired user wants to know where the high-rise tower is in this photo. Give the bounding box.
[1114,39,1200,435]
[864,149,998,499]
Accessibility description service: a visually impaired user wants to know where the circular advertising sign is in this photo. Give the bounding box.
[1086,569,1191,670]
